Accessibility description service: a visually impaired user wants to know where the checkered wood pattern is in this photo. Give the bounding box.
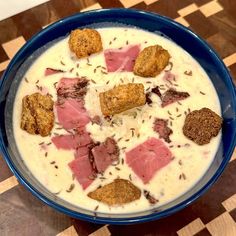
[0,0,235,235]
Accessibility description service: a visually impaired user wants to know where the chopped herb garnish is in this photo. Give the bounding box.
[164,61,173,72]
[117,137,122,142]
[184,70,192,76]
[66,183,75,193]
[129,174,132,181]
[94,205,99,211]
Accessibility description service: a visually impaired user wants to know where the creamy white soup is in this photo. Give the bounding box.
[13,27,221,214]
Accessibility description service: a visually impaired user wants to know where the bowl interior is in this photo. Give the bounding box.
[0,9,235,224]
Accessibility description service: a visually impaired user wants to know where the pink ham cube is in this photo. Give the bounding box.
[52,130,91,150]
[45,68,64,76]
[104,45,140,72]
[56,98,90,130]
[126,137,172,184]
[91,138,119,173]
[68,155,94,189]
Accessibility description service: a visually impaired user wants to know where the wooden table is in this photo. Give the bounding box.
[0,0,236,235]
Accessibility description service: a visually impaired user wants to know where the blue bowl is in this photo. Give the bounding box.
[0,8,235,224]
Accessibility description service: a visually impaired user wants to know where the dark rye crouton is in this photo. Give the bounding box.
[133,45,170,77]
[88,179,141,205]
[21,93,54,137]
[99,83,146,116]
[183,108,222,145]
[69,28,103,59]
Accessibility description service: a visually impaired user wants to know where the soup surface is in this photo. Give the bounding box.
[13,27,221,213]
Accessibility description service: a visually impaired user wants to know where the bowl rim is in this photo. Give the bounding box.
[0,8,236,224]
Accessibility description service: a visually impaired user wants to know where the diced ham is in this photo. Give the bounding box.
[162,88,190,107]
[151,86,162,98]
[75,146,90,157]
[53,76,97,190]
[56,98,90,130]
[126,138,172,184]
[57,77,88,99]
[91,138,119,173]
[91,115,102,125]
[45,68,64,76]
[104,45,140,72]
[52,131,91,150]
[68,155,94,189]
[153,118,173,143]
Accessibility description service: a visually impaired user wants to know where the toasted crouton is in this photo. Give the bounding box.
[21,93,54,136]
[99,83,146,116]
[134,45,170,77]
[88,179,141,205]
[183,108,222,145]
[69,28,103,59]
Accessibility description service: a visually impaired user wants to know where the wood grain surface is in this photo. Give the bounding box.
[0,0,235,235]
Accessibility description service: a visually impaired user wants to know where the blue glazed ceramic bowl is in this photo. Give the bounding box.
[0,9,235,224]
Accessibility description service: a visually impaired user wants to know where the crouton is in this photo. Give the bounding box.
[134,45,170,77]
[88,179,141,205]
[21,93,54,136]
[69,28,103,59]
[183,108,222,145]
[99,83,146,116]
